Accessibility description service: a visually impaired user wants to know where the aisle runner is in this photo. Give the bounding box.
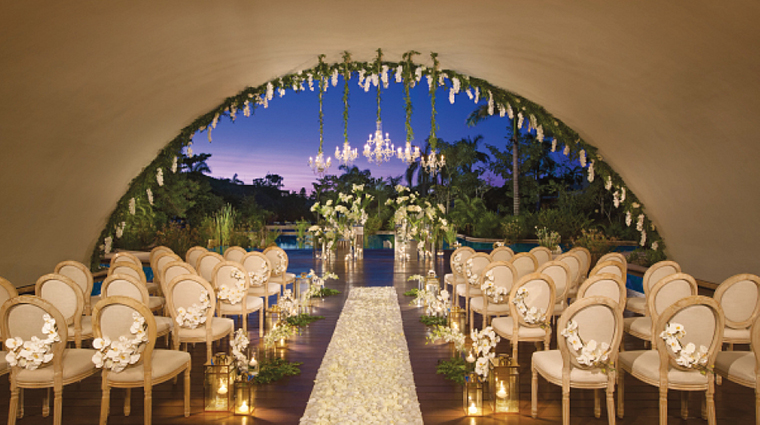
[300,287,423,424]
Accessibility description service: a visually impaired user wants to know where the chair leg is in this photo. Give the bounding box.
[680,391,689,420]
[702,391,708,420]
[124,388,131,416]
[259,307,264,337]
[562,387,570,425]
[144,387,152,425]
[617,368,625,418]
[184,366,191,417]
[43,387,50,416]
[531,364,538,418]
[100,375,110,425]
[595,389,601,418]
[17,387,23,419]
[606,385,616,425]
[8,382,18,425]
[469,308,474,334]
[707,377,716,425]
[659,387,668,425]
[242,313,247,334]
[54,387,63,425]
[511,337,518,361]
[755,387,760,425]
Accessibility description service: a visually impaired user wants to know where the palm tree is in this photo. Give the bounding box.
[183,153,212,175]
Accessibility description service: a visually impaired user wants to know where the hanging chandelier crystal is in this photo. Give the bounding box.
[396,141,420,164]
[335,142,358,166]
[309,57,331,177]
[420,149,445,175]
[364,120,395,164]
[308,152,332,177]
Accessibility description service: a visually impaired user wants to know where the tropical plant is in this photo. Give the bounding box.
[155,222,202,256]
[502,215,527,244]
[571,228,617,265]
[212,204,236,251]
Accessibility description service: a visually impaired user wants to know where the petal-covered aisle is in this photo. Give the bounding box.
[300,286,423,425]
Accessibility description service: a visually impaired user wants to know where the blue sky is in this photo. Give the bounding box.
[190,76,522,193]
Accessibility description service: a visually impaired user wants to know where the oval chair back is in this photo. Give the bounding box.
[537,260,572,306]
[558,296,623,371]
[165,274,220,360]
[152,252,181,293]
[598,252,627,268]
[223,246,247,264]
[557,252,583,295]
[647,273,698,338]
[263,246,289,279]
[642,260,681,297]
[511,252,539,280]
[0,278,19,334]
[568,247,592,280]
[714,273,760,340]
[35,274,87,347]
[92,296,156,370]
[482,261,519,300]
[108,262,147,284]
[241,252,272,287]
[110,252,142,269]
[464,253,492,288]
[509,272,556,330]
[185,246,207,270]
[161,261,198,296]
[490,246,515,262]
[149,246,174,274]
[529,246,553,267]
[196,251,224,284]
[589,260,627,280]
[54,261,93,313]
[101,274,151,306]
[450,246,476,280]
[577,274,627,317]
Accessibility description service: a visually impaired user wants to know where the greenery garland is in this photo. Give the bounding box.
[429,52,439,150]
[436,356,468,385]
[311,288,341,298]
[342,51,351,145]
[318,55,326,153]
[91,49,665,270]
[420,315,448,327]
[252,357,303,384]
[403,288,419,297]
[285,313,325,327]
[375,48,383,122]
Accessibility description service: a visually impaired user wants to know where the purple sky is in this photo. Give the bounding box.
[190,76,521,193]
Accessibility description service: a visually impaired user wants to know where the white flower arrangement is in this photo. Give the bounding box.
[92,312,148,373]
[104,236,113,254]
[279,289,297,317]
[175,290,211,329]
[156,168,164,187]
[464,258,480,286]
[303,269,338,299]
[660,322,711,373]
[272,251,287,276]
[264,322,297,348]
[230,328,250,374]
[5,314,60,370]
[248,262,269,286]
[128,197,136,215]
[560,320,613,372]
[469,326,500,379]
[512,287,547,325]
[171,156,178,173]
[427,325,466,353]
[481,270,509,304]
[219,269,247,305]
[536,226,561,251]
[146,188,153,205]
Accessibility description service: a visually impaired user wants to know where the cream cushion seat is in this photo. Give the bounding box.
[15,349,96,383]
[626,296,646,315]
[469,297,510,315]
[533,350,612,385]
[108,349,192,384]
[155,316,172,336]
[218,296,264,315]
[176,317,234,340]
[148,296,164,311]
[623,316,652,339]
[492,316,548,339]
[723,327,751,341]
[714,351,755,387]
[618,350,708,386]
[456,283,481,297]
[67,315,93,341]
[249,283,282,297]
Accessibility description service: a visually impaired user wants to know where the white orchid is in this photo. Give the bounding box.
[175,290,211,329]
[513,287,547,325]
[6,317,59,370]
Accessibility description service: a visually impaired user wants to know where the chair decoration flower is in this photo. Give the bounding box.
[468,326,500,379]
[465,258,480,286]
[5,314,60,370]
[659,322,712,373]
[481,270,509,303]
[175,290,211,329]
[427,325,466,353]
[452,252,465,275]
[92,312,148,373]
[560,320,613,372]
[512,287,547,325]
[220,269,247,305]
[303,269,338,299]
[272,251,287,276]
[248,262,269,287]
[230,328,253,374]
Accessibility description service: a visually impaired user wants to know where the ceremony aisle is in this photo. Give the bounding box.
[300,286,424,424]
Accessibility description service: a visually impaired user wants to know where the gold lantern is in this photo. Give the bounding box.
[204,353,235,412]
[425,271,440,299]
[233,375,255,415]
[265,309,281,332]
[464,372,488,416]
[491,354,520,414]
[448,309,467,333]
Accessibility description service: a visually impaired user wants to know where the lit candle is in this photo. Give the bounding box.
[497,381,507,399]
[238,400,248,413]
[468,402,478,415]
[466,352,476,363]
[249,356,258,368]
[218,383,228,395]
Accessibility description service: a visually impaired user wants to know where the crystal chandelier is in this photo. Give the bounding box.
[396,141,420,164]
[308,152,332,177]
[309,62,331,177]
[421,149,445,175]
[335,142,358,166]
[364,121,395,164]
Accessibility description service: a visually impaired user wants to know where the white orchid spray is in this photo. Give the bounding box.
[171,156,178,173]
[156,168,164,187]
[481,270,509,304]
[92,312,147,373]
[264,321,297,348]
[304,269,338,299]
[469,326,500,379]
[248,262,269,287]
[230,328,250,374]
[5,314,60,370]
[625,211,632,227]
[115,221,126,239]
[175,290,211,329]
[587,160,595,182]
[512,287,547,326]
[219,269,247,305]
[146,188,153,206]
[104,236,113,254]
[660,322,712,374]
[128,197,136,215]
[427,325,466,353]
[561,320,614,372]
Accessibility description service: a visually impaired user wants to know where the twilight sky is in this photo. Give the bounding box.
[190,76,523,193]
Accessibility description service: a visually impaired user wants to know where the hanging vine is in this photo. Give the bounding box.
[429,52,439,150]
[342,51,351,145]
[401,50,419,143]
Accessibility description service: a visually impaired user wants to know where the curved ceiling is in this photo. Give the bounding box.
[1,1,759,285]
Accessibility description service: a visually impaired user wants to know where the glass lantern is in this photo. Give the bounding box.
[448,309,467,334]
[425,272,440,299]
[204,353,235,412]
[491,354,520,414]
[233,375,255,415]
[464,372,488,416]
[265,309,281,333]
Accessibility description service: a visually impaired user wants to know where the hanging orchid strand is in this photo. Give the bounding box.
[429,52,439,150]
[342,51,351,145]
[375,48,383,122]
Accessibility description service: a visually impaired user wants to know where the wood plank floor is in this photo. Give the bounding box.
[0,250,755,424]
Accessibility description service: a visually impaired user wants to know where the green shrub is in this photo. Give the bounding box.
[155,222,202,256]
[571,228,616,265]
[472,210,502,238]
[629,247,667,267]
[502,215,527,244]
[535,208,592,240]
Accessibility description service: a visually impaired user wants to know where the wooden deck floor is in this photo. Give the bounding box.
[0,250,755,424]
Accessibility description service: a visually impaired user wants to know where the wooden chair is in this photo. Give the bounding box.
[623,273,698,348]
[109,260,160,296]
[110,252,143,269]
[263,246,296,292]
[577,274,627,317]
[598,252,627,268]
[107,263,164,313]
[166,274,234,362]
[492,272,556,360]
[92,296,190,425]
[490,246,515,262]
[714,314,760,425]
[444,246,475,309]
[223,246,247,264]
[1,295,98,425]
[195,251,224,285]
[538,261,572,322]
[242,252,279,311]
[149,246,174,273]
[529,246,553,267]
[511,252,539,280]
[457,253,492,320]
[626,260,681,316]
[532,296,623,425]
[212,261,264,336]
[0,277,18,377]
[589,260,626,280]
[568,247,592,281]
[557,252,583,300]
[160,260,197,298]
[35,274,92,348]
[54,261,94,315]
[100,274,172,339]
[469,261,518,332]
[150,252,181,297]
[618,296,724,425]
[714,274,760,348]
[184,246,207,271]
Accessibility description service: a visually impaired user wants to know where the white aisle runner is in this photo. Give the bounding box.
[300,287,424,425]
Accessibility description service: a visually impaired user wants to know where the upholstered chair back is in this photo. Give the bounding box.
[511,252,539,280]
[490,246,515,263]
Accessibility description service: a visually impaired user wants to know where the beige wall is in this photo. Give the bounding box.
[1,1,758,286]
